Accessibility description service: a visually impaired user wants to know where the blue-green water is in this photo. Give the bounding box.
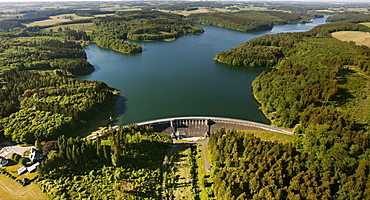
[81,16,328,125]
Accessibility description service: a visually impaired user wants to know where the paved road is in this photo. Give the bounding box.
[197,139,211,172]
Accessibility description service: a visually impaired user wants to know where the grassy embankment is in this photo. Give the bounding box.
[1,161,37,181]
[239,130,295,144]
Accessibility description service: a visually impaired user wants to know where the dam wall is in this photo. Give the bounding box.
[120,116,293,138]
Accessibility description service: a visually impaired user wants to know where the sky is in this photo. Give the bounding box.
[0,0,369,3]
[0,0,369,2]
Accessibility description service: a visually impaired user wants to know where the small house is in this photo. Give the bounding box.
[17,167,27,175]
[29,148,43,163]
[27,162,40,172]
[0,156,8,167]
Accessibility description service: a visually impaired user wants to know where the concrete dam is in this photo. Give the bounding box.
[122,117,293,139]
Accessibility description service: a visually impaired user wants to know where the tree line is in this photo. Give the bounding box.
[188,11,318,32]
[208,128,370,199]
[326,13,370,23]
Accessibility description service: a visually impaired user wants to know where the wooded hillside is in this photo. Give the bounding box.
[188,11,319,32]
[208,17,370,199]
[0,34,117,143]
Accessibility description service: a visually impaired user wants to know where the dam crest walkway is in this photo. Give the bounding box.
[115,116,294,136]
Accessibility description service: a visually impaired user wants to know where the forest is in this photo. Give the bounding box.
[326,13,370,23]
[0,34,118,144]
[188,11,319,32]
[208,128,370,199]
[36,125,172,199]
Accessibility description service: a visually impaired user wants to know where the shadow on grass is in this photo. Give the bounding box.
[121,140,172,169]
[332,87,354,107]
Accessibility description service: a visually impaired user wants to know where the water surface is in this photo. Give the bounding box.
[81,16,328,125]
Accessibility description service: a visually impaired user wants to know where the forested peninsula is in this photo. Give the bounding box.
[92,11,204,53]
[188,11,320,32]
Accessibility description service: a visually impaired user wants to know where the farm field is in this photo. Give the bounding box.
[332,31,370,47]
[25,14,92,27]
[0,174,47,200]
[361,22,370,28]
[42,22,95,33]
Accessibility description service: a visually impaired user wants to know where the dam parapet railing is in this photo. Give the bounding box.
[113,116,294,136]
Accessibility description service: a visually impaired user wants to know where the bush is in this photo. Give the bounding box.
[35,140,42,150]
[11,153,21,163]
[19,157,27,166]
[23,149,31,156]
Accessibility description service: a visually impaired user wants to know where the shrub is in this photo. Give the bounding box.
[11,153,21,163]
[19,157,27,166]
[23,149,31,156]
[10,153,17,160]
[35,140,42,150]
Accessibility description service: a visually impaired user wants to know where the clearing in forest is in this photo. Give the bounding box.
[25,14,92,27]
[239,130,295,144]
[170,145,195,200]
[43,23,95,33]
[332,31,370,47]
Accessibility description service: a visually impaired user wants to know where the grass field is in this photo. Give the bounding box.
[42,23,95,33]
[25,14,92,27]
[336,69,370,126]
[239,130,295,144]
[332,31,370,47]
[94,14,115,17]
[361,22,370,28]
[2,161,38,181]
[0,174,48,200]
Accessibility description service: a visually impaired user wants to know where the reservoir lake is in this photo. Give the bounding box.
[81,16,328,125]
